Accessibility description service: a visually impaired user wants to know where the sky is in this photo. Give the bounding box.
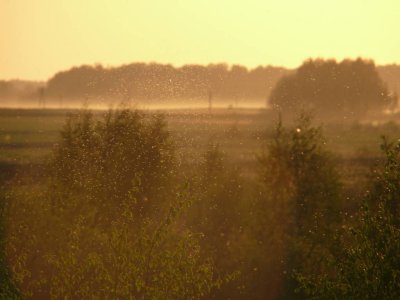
[1,0,399,81]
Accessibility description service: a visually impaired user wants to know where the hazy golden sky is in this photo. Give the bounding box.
[1,0,399,80]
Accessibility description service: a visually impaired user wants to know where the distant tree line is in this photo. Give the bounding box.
[1,61,400,111]
[0,80,43,100]
[378,64,400,102]
[270,59,398,118]
[44,63,287,103]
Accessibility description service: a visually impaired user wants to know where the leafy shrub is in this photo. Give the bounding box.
[6,108,221,299]
[255,114,341,298]
[51,108,175,221]
[259,114,340,241]
[296,138,400,299]
[46,196,221,300]
[190,144,242,253]
[186,144,243,298]
[0,188,20,299]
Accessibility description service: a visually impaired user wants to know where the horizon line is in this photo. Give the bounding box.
[2,57,400,82]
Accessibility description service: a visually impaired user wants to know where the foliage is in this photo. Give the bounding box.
[296,203,400,299]
[6,184,222,299]
[296,138,400,299]
[270,59,397,118]
[259,114,340,239]
[187,144,242,297]
[5,108,222,299]
[0,188,20,299]
[51,108,174,221]
[256,114,341,298]
[6,106,400,299]
[191,144,242,252]
[367,137,400,216]
[45,63,287,102]
[46,195,221,300]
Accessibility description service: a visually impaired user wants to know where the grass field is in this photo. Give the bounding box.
[1,107,400,183]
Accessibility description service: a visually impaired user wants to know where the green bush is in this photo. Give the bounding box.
[46,196,221,300]
[51,108,175,221]
[258,114,341,247]
[190,144,242,256]
[0,188,20,299]
[255,114,341,298]
[6,109,222,299]
[296,138,400,299]
[186,144,242,298]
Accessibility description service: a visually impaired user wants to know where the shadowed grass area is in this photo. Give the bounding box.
[0,107,399,190]
[0,108,397,162]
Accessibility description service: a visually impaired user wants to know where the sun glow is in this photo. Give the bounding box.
[1,0,399,80]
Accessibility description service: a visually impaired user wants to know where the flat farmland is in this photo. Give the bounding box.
[0,107,399,184]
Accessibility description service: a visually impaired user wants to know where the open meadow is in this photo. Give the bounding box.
[1,107,400,184]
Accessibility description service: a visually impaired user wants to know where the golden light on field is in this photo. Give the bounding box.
[0,0,399,80]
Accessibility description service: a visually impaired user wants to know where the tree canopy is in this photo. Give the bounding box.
[269,59,398,118]
[44,63,287,103]
[6,109,222,299]
[296,138,400,299]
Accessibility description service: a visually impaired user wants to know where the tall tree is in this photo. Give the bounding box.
[256,114,341,299]
[296,138,400,299]
[270,59,397,118]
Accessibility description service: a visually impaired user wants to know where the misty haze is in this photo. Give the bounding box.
[1,1,400,299]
